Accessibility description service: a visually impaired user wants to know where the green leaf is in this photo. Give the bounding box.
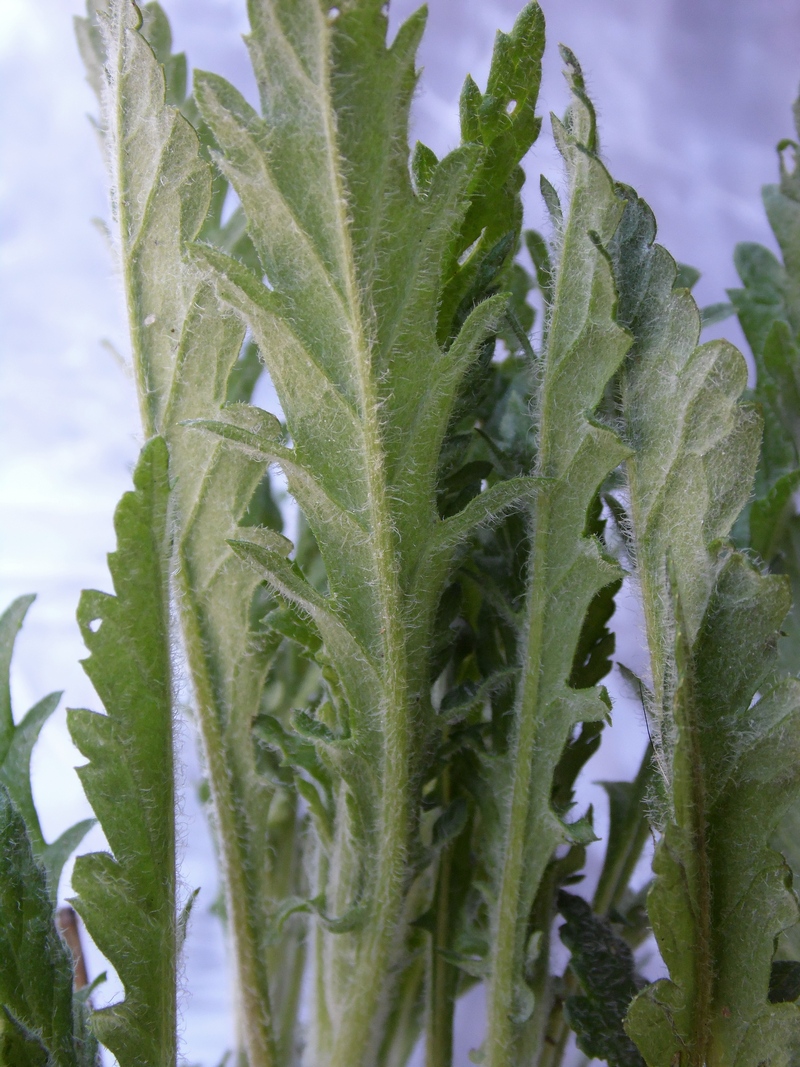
[725,91,800,973]
[440,3,546,342]
[485,48,632,1066]
[700,301,735,327]
[73,1,106,102]
[431,798,469,850]
[592,749,655,919]
[0,597,93,899]
[674,262,701,291]
[0,786,97,1067]
[613,181,761,753]
[609,120,800,1064]
[558,891,645,1067]
[68,436,177,1067]
[79,3,308,1061]
[750,469,800,562]
[193,5,548,1063]
[569,494,622,690]
[625,555,800,1065]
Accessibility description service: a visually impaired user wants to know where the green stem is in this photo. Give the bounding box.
[426,762,455,1067]
[537,744,655,1067]
[177,581,277,1067]
[486,487,562,1067]
[593,743,654,917]
[675,650,713,1067]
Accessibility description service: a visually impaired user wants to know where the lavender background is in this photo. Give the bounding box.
[1,0,798,1063]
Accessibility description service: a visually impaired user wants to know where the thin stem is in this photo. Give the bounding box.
[485,487,560,1067]
[537,744,655,1067]
[426,761,455,1067]
[177,580,277,1067]
[593,743,654,917]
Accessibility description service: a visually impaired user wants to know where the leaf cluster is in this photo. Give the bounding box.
[5,5,800,1067]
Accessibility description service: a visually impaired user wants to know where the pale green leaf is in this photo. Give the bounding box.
[192,6,548,1063]
[82,4,307,1061]
[625,555,800,1065]
[485,48,632,1066]
[613,182,761,751]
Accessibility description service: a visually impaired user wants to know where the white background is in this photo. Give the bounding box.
[1,0,799,1063]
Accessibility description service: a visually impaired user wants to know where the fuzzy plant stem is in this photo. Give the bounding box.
[325,306,413,1067]
[99,6,281,1061]
[485,487,558,1064]
[177,599,278,1067]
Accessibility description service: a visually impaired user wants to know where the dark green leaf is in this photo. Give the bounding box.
[558,891,645,1067]
[0,597,93,898]
[770,961,800,1004]
[68,437,177,1067]
[0,786,96,1067]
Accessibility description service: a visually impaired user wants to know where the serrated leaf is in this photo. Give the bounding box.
[68,436,177,1067]
[485,49,632,1065]
[750,469,800,562]
[438,3,546,342]
[79,3,310,1060]
[0,786,97,1067]
[625,556,800,1065]
[612,181,761,761]
[609,110,800,1064]
[558,891,645,1067]
[192,5,548,1062]
[0,598,93,899]
[725,90,800,974]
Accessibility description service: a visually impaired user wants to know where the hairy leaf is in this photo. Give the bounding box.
[558,891,645,1067]
[76,4,306,1062]
[613,184,761,753]
[0,786,96,1067]
[607,116,800,1063]
[625,556,800,1064]
[484,49,632,1066]
[725,102,800,972]
[191,4,545,1064]
[68,437,177,1067]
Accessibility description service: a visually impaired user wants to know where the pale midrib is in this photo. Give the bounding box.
[109,15,178,1067]
[625,351,714,712]
[314,16,412,1067]
[485,163,601,1067]
[176,574,278,1067]
[112,17,159,443]
[109,12,277,1067]
[676,657,714,1067]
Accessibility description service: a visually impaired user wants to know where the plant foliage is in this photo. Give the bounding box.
[4,3,800,1067]
[68,436,177,1067]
